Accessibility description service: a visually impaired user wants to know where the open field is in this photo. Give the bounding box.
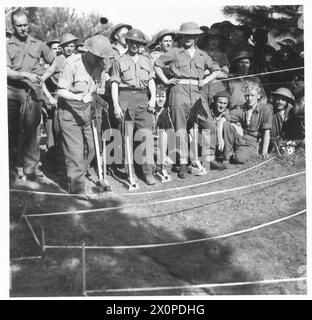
[9,149,306,296]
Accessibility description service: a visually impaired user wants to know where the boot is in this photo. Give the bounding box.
[178,164,187,179]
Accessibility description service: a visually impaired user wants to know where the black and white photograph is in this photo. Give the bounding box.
[2,0,310,300]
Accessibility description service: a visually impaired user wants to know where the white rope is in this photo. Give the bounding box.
[122,158,274,196]
[24,216,41,247]
[10,256,42,262]
[25,171,305,218]
[214,66,304,83]
[44,209,305,250]
[9,158,274,197]
[96,277,306,294]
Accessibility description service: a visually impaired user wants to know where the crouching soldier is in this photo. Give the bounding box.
[57,35,113,194]
[111,28,157,186]
[269,88,295,146]
[222,81,272,163]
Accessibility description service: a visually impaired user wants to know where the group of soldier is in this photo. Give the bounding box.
[7,8,305,194]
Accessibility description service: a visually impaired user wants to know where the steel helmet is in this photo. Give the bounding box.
[109,23,132,42]
[59,33,79,47]
[277,38,297,51]
[271,87,295,102]
[84,35,113,58]
[125,28,147,44]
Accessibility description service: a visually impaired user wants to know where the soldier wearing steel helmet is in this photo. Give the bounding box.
[110,23,133,58]
[270,87,295,144]
[59,33,79,58]
[154,22,228,179]
[57,35,113,194]
[110,28,157,186]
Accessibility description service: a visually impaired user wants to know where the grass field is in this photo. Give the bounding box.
[9,148,306,297]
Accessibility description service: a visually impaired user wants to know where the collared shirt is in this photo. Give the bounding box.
[110,53,155,88]
[154,46,221,80]
[227,76,267,109]
[58,53,103,95]
[45,54,66,92]
[7,35,55,75]
[225,103,272,137]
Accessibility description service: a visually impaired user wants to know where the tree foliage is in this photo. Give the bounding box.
[223,5,303,38]
[6,7,113,42]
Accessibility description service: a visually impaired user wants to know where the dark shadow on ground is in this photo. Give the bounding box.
[10,192,260,297]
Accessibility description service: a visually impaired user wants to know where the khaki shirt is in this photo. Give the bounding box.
[58,53,103,95]
[110,53,155,88]
[154,46,221,80]
[226,103,272,138]
[7,35,54,75]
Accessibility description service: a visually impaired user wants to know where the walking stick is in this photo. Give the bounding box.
[91,101,112,192]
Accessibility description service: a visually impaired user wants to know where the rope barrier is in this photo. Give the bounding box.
[24,216,41,247]
[214,66,304,83]
[92,277,306,294]
[9,158,274,197]
[25,171,305,218]
[10,256,42,262]
[122,158,274,196]
[43,209,305,250]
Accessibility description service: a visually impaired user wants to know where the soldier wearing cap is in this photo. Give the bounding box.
[110,23,133,58]
[57,35,113,194]
[7,8,55,180]
[110,28,157,185]
[46,39,62,56]
[227,50,267,108]
[222,81,272,163]
[154,22,228,178]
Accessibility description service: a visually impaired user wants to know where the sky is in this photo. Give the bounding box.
[75,3,236,38]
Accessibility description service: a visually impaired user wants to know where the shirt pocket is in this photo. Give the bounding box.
[195,60,204,77]
[174,60,188,75]
[120,63,133,81]
[139,61,152,86]
[27,46,40,64]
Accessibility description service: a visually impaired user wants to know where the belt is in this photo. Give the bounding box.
[177,79,200,85]
[120,87,148,92]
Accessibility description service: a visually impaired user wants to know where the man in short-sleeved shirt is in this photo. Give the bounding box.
[7,8,55,180]
[57,35,112,194]
[154,22,228,178]
[111,28,157,185]
[222,81,272,164]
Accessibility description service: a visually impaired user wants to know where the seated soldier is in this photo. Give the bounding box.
[221,81,272,164]
[290,85,305,145]
[269,87,295,146]
[209,91,231,162]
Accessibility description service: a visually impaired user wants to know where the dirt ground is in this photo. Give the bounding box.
[9,147,306,297]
